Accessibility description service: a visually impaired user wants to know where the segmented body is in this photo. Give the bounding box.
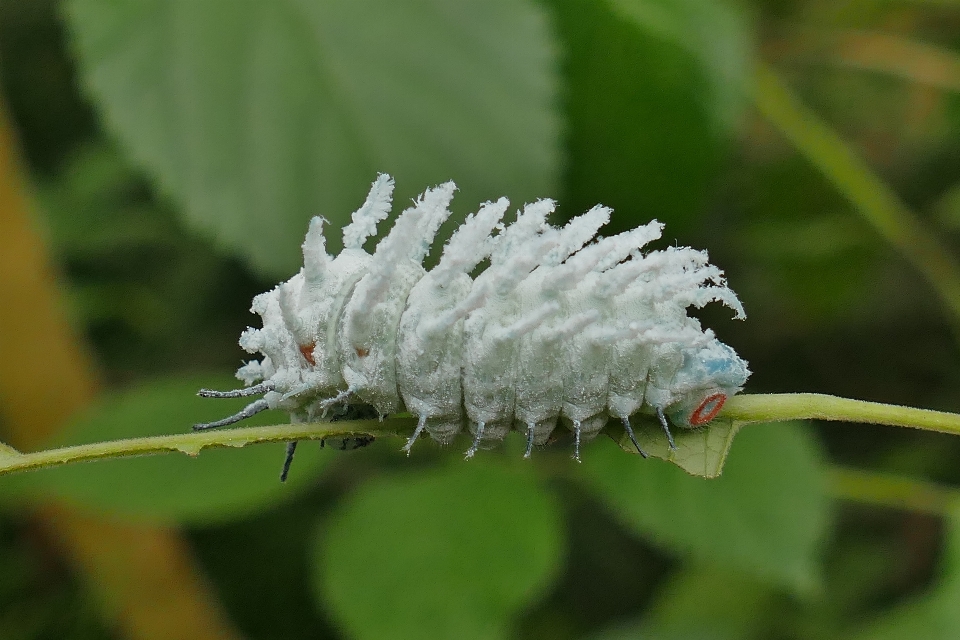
[197,174,750,464]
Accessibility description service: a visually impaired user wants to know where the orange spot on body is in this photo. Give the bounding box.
[299,343,316,366]
[354,346,370,358]
[689,393,726,426]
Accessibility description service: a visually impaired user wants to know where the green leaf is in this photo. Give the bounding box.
[587,564,777,640]
[315,461,564,640]
[609,416,741,478]
[646,565,776,635]
[849,505,960,640]
[582,422,830,592]
[2,375,328,524]
[64,0,561,277]
[550,0,751,233]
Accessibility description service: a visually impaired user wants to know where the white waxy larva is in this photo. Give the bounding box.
[195,174,750,479]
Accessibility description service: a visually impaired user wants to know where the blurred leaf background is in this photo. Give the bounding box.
[3,0,960,638]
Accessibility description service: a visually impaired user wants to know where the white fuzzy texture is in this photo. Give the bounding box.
[231,176,750,451]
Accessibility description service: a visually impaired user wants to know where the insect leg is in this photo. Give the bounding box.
[279,441,298,482]
[280,382,316,402]
[402,415,427,456]
[197,382,274,398]
[193,398,269,430]
[573,420,582,463]
[464,422,485,460]
[656,406,677,450]
[523,422,535,459]
[319,387,354,410]
[350,436,375,449]
[621,416,648,458]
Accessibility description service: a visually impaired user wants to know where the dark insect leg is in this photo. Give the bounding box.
[197,382,273,398]
[573,420,582,463]
[402,415,427,456]
[523,422,535,459]
[279,441,298,482]
[350,435,375,449]
[622,416,648,458]
[465,422,485,459]
[328,403,379,422]
[656,406,677,450]
[193,398,269,431]
[320,436,376,451]
[333,436,376,450]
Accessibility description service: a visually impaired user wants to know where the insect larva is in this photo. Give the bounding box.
[196,174,750,479]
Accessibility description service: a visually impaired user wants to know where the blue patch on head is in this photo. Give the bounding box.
[674,341,750,392]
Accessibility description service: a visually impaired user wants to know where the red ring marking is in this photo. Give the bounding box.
[689,392,726,426]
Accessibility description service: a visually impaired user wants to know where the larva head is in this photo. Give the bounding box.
[665,339,750,428]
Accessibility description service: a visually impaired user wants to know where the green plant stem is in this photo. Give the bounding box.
[0,417,416,477]
[2,393,960,477]
[753,61,960,335]
[829,465,960,515]
[723,393,960,435]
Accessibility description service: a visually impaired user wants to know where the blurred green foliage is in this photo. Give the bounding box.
[0,375,327,523]
[583,422,828,593]
[849,506,960,640]
[64,0,561,276]
[317,462,563,640]
[4,0,960,639]
[0,519,108,640]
